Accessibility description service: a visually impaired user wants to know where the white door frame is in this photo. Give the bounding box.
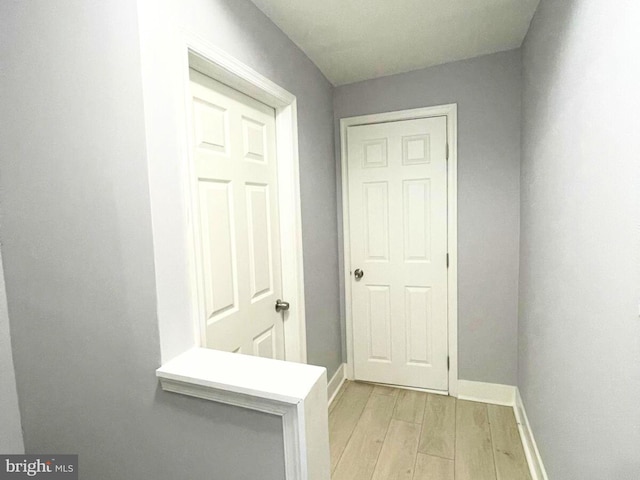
[181,35,307,364]
[339,104,458,396]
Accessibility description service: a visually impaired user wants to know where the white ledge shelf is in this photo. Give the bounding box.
[156,348,330,480]
[157,347,325,406]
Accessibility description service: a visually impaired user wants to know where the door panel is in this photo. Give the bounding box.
[190,68,284,360]
[199,180,237,320]
[363,182,390,261]
[366,284,392,362]
[246,184,273,300]
[405,286,432,365]
[403,179,431,262]
[348,117,448,390]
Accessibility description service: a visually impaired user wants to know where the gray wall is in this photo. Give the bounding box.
[0,250,23,453]
[333,50,522,385]
[519,1,640,478]
[0,0,343,477]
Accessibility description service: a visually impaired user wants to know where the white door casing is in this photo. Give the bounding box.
[347,116,449,391]
[190,68,285,359]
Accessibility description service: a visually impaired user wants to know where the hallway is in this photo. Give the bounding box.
[329,381,531,480]
[2,1,639,478]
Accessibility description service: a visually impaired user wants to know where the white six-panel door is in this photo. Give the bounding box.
[190,69,285,359]
[347,117,449,390]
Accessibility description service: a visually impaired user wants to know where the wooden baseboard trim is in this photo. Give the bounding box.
[514,388,549,480]
[327,363,346,406]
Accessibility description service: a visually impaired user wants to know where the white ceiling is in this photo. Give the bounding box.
[249,0,539,86]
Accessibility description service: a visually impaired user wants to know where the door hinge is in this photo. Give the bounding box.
[447,356,450,371]
[446,253,449,268]
[446,143,449,160]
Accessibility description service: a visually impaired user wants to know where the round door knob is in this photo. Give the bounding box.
[275,299,290,312]
[354,268,364,280]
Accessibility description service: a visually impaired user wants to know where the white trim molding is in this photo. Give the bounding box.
[339,104,458,396]
[515,389,549,480]
[327,363,346,406]
[139,24,308,364]
[157,348,330,480]
[457,380,517,407]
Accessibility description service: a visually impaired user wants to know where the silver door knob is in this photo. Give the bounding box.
[354,268,364,280]
[275,299,290,312]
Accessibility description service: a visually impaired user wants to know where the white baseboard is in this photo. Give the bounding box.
[457,380,516,406]
[327,363,346,406]
[514,388,548,480]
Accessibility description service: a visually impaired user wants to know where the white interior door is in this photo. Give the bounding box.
[190,68,285,360]
[347,117,449,390]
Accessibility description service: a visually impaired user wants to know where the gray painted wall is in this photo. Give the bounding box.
[519,1,640,478]
[0,250,24,453]
[333,50,522,385]
[0,0,343,477]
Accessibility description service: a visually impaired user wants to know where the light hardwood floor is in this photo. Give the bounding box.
[329,381,531,480]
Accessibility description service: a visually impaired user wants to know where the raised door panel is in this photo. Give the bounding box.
[403,179,431,263]
[199,180,238,321]
[402,134,430,165]
[193,98,229,154]
[363,182,390,262]
[242,116,267,162]
[363,139,388,168]
[366,285,392,362]
[246,183,274,302]
[405,286,432,366]
[253,327,276,359]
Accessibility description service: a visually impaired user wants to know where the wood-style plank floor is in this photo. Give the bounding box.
[329,381,531,480]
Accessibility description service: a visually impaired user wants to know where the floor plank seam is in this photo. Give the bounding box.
[410,449,420,480]
[453,397,459,480]
[412,399,429,480]
[331,384,374,475]
[369,393,399,480]
[487,406,499,480]
[420,452,454,462]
